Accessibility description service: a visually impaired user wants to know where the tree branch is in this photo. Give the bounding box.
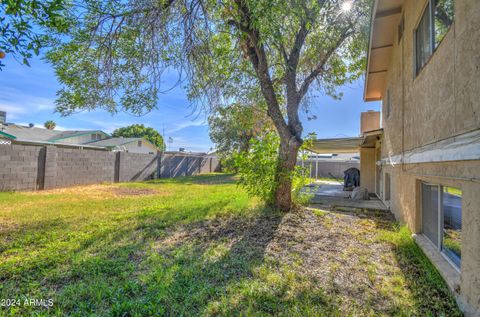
[298,26,353,99]
[232,0,290,139]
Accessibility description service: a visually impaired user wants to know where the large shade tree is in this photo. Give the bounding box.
[47,0,370,211]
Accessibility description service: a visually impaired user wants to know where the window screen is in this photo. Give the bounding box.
[415,3,433,74]
[415,0,454,75]
[422,183,439,246]
[442,186,461,267]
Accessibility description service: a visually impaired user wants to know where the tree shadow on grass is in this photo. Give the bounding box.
[138,208,340,316]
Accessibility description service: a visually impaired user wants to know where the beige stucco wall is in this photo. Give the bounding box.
[376,1,480,315]
[56,133,107,145]
[360,111,381,134]
[381,0,480,158]
[360,148,376,193]
[123,140,157,154]
[383,160,480,316]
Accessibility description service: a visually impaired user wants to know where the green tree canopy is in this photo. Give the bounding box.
[44,120,56,130]
[112,124,165,151]
[46,0,370,211]
[208,102,274,169]
[0,0,69,69]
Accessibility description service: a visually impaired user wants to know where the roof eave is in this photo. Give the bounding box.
[364,0,404,102]
[363,0,380,102]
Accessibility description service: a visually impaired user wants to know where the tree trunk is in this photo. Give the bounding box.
[273,135,301,211]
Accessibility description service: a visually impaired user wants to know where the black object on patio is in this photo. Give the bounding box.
[343,167,360,191]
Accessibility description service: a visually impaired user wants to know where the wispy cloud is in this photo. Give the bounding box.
[167,135,213,153]
[0,87,55,120]
[16,122,91,131]
[82,118,134,133]
[167,117,207,134]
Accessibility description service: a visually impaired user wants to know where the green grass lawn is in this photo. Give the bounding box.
[0,174,461,316]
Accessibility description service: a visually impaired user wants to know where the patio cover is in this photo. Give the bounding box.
[307,137,362,154]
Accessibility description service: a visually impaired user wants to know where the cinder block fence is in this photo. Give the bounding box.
[297,159,359,179]
[0,142,220,191]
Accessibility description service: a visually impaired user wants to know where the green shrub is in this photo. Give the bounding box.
[234,132,279,204]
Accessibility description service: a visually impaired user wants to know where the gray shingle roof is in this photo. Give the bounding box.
[0,124,63,141]
[0,124,106,143]
[49,130,107,141]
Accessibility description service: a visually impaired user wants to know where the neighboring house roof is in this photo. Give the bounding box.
[364,0,404,101]
[0,123,109,144]
[49,130,108,142]
[0,124,63,142]
[88,137,158,150]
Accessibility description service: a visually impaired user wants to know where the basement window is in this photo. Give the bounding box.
[421,183,462,269]
[414,0,454,75]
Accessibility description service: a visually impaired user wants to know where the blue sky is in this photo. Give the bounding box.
[0,54,379,152]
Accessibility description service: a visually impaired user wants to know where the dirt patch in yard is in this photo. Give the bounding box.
[113,187,159,196]
[24,184,164,198]
[265,207,398,314]
[152,206,459,316]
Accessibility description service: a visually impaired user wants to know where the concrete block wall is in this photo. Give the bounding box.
[54,147,116,188]
[0,143,45,191]
[0,142,221,191]
[118,152,158,182]
[299,160,360,179]
[160,154,220,178]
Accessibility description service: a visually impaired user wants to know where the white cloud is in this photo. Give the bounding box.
[83,118,133,133]
[0,87,55,120]
[167,117,207,134]
[166,135,213,152]
[0,103,28,118]
[15,122,90,131]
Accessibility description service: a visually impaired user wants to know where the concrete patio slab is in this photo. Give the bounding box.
[303,182,389,211]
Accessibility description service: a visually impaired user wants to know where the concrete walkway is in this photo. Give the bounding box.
[304,182,389,211]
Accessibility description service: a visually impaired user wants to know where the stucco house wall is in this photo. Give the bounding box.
[122,140,157,154]
[375,0,480,315]
[381,0,480,158]
[53,132,108,145]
